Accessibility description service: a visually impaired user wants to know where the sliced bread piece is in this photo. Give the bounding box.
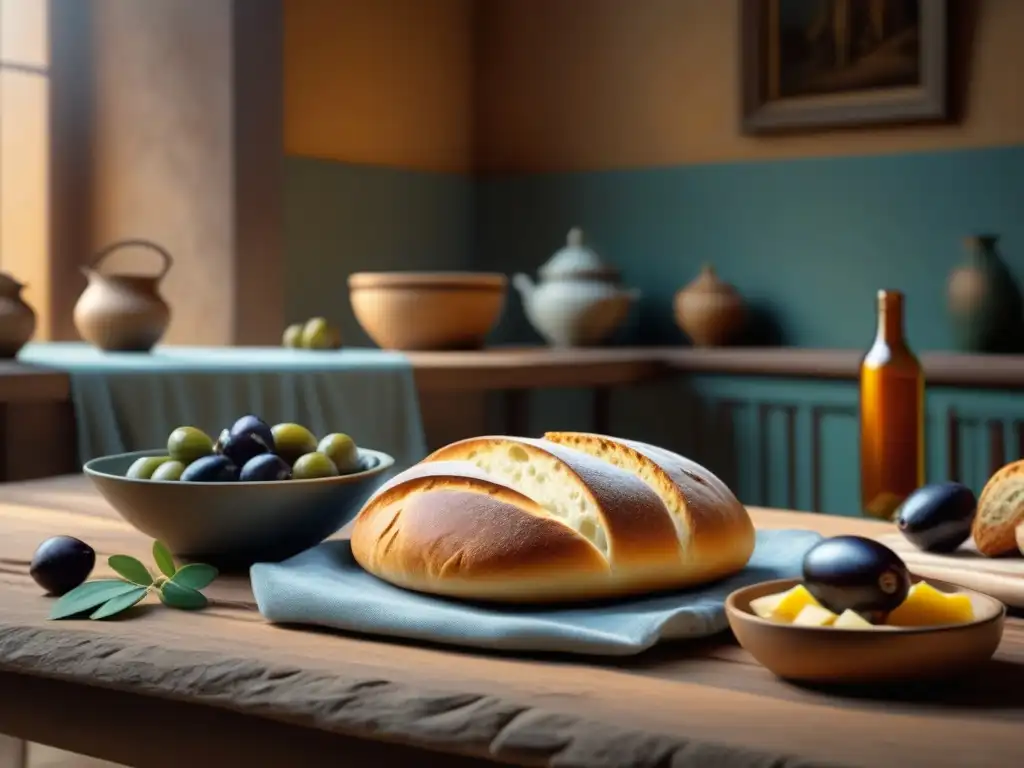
[973,459,1024,556]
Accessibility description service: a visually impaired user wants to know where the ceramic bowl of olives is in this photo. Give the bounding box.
[82,414,395,569]
[726,536,1005,685]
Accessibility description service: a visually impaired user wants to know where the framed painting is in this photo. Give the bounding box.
[740,0,949,134]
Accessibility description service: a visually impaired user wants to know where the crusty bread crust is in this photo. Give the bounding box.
[973,459,1024,556]
[544,432,755,583]
[350,435,756,602]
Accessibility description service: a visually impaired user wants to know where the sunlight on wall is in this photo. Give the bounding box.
[284,0,474,173]
[0,0,50,338]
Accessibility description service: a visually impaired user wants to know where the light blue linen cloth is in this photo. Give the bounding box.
[17,342,427,468]
[250,528,822,656]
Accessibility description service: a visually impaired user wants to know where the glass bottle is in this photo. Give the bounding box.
[860,290,925,520]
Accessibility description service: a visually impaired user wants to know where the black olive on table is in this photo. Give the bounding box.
[896,483,977,553]
[30,536,96,596]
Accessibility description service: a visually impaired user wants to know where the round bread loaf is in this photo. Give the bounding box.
[350,434,755,602]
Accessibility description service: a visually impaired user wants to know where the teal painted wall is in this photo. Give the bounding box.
[284,146,1024,514]
[475,146,1024,350]
[284,157,473,347]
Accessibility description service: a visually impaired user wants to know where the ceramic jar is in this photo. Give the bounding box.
[512,228,639,347]
[947,235,1024,353]
[74,239,173,352]
[674,264,746,347]
[0,272,36,357]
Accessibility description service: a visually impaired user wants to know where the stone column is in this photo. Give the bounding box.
[57,0,284,346]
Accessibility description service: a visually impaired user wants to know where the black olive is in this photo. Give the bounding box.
[229,415,276,452]
[180,454,239,482]
[802,535,910,618]
[217,431,271,467]
[30,536,96,596]
[896,483,977,553]
[239,453,292,482]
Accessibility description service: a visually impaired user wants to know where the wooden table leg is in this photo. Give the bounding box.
[502,390,530,436]
[592,387,611,435]
[0,735,27,768]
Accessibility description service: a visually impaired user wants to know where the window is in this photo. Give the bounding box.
[0,0,49,337]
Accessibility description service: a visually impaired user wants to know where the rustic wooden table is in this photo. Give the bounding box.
[0,476,1021,768]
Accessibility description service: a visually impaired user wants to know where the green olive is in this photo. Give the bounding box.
[271,423,319,464]
[301,317,334,350]
[126,455,172,480]
[317,433,360,473]
[167,426,215,465]
[282,323,303,348]
[151,460,186,481]
[292,451,339,480]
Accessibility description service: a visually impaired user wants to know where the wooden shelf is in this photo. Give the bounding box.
[4,347,1024,404]
[412,346,1024,391]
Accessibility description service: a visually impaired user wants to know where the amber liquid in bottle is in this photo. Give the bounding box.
[859,290,925,520]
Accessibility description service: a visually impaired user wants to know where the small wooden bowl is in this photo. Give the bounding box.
[726,578,1005,685]
[348,272,507,351]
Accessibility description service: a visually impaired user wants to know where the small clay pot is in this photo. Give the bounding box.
[674,264,746,347]
[0,272,37,358]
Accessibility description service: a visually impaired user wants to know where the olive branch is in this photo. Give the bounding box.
[49,540,218,620]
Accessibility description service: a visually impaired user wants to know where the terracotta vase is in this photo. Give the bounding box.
[74,239,173,352]
[0,272,36,358]
[674,264,746,347]
[947,235,1024,353]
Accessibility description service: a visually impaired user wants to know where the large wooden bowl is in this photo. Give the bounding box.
[348,272,507,351]
[84,448,394,569]
[726,577,1005,685]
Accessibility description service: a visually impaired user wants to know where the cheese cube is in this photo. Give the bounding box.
[792,604,838,626]
[886,582,975,627]
[833,609,874,629]
[750,585,822,623]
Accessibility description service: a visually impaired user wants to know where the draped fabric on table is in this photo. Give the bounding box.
[18,343,428,470]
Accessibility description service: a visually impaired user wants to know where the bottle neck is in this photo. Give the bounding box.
[875,291,905,346]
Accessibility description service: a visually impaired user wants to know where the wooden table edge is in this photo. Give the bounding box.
[0,626,826,768]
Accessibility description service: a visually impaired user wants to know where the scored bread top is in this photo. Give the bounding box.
[544,432,755,579]
[422,436,683,571]
[973,458,1024,556]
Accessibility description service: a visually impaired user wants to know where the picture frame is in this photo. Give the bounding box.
[740,0,949,134]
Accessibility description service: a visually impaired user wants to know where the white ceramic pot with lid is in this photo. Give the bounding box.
[513,228,639,347]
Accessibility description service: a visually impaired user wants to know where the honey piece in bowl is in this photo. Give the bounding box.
[750,584,822,623]
[792,604,838,626]
[886,582,975,627]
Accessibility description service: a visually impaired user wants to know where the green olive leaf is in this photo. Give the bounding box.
[159,581,208,611]
[107,555,153,586]
[49,580,141,620]
[170,563,218,591]
[90,586,149,620]
[152,540,177,578]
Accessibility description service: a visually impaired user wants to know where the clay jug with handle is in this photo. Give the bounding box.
[74,239,173,352]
